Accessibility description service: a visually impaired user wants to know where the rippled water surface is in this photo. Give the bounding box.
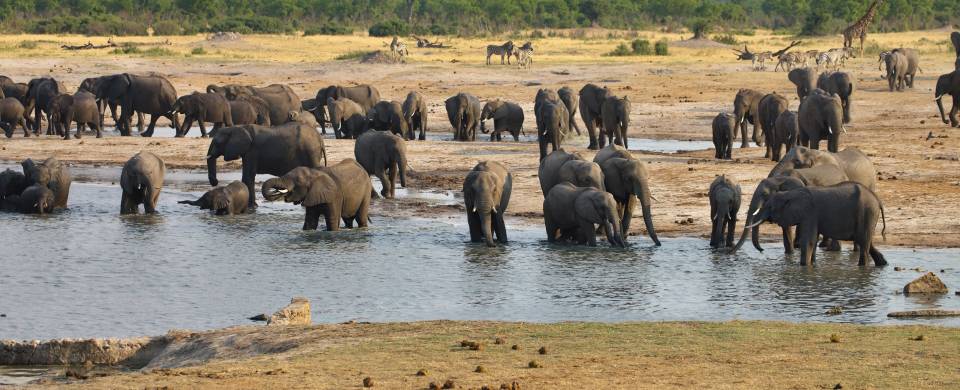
[0,170,958,341]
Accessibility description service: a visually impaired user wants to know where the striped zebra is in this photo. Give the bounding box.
[390,36,408,57]
[754,51,773,71]
[775,51,803,72]
[486,41,515,65]
[517,47,533,69]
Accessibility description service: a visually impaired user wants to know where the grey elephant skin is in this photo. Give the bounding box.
[758,92,788,160]
[206,123,328,207]
[2,184,54,214]
[889,48,920,88]
[229,98,264,126]
[935,70,960,127]
[712,113,735,160]
[578,83,610,149]
[600,95,630,149]
[262,162,372,231]
[78,76,144,132]
[0,168,27,200]
[463,161,512,247]
[732,88,764,148]
[315,85,380,134]
[798,89,843,152]
[327,97,367,139]
[120,151,165,214]
[367,100,408,137]
[709,175,741,248]
[48,92,102,139]
[535,89,568,161]
[26,77,65,135]
[771,111,798,161]
[179,181,248,215]
[174,92,233,137]
[538,150,602,195]
[883,51,908,92]
[543,182,625,247]
[0,97,27,138]
[557,86,582,136]
[93,73,180,137]
[817,71,853,123]
[445,92,482,141]
[208,84,301,126]
[750,182,887,266]
[787,67,816,101]
[593,145,660,246]
[22,157,71,209]
[480,99,524,141]
[402,91,427,141]
[354,131,408,199]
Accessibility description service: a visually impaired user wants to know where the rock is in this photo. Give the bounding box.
[442,379,455,389]
[0,337,157,365]
[528,360,541,368]
[475,365,486,373]
[267,297,311,326]
[829,334,840,343]
[248,314,268,322]
[363,377,374,387]
[538,346,547,355]
[903,272,948,294]
[887,309,960,318]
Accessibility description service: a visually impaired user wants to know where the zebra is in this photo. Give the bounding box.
[390,36,408,57]
[775,51,803,72]
[486,41,515,65]
[512,41,533,63]
[754,51,773,71]
[517,47,533,69]
[803,50,820,67]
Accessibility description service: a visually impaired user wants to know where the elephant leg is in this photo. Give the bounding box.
[584,117,598,150]
[494,211,508,244]
[782,226,795,254]
[868,244,887,267]
[94,121,102,138]
[177,117,192,137]
[374,167,390,199]
[356,195,370,228]
[950,96,959,127]
[142,114,160,138]
[144,187,159,214]
[76,122,85,139]
[388,163,399,198]
[467,210,482,243]
[303,206,321,230]
[544,214,558,243]
[797,224,817,266]
[621,197,636,240]
[242,161,257,208]
[725,216,736,247]
[579,220,597,246]
[120,192,138,214]
[342,216,354,229]
[324,204,342,231]
[752,124,763,146]
[828,135,839,153]
[709,217,720,248]
[136,112,145,134]
[198,121,208,138]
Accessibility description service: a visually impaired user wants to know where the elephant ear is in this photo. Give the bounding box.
[573,191,603,224]
[21,159,37,183]
[444,97,457,122]
[224,126,255,160]
[777,189,813,225]
[499,172,512,213]
[303,175,340,208]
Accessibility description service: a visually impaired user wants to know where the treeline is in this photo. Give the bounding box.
[0,0,958,37]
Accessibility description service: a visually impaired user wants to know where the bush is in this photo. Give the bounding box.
[606,43,633,56]
[111,44,142,54]
[143,47,175,57]
[529,30,545,39]
[686,17,711,39]
[191,47,207,55]
[209,16,293,35]
[655,39,669,56]
[303,25,353,36]
[713,34,738,45]
[17,40,37,49]
[153,20,182,36]
[631,39,653,55]
[368,20,408,37]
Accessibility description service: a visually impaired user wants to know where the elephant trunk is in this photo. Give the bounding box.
[936,94,947,124]
[730,196,764,253]
[477,197,496,247]
[635,182,661,246]
[604,211,625,248]
[206,144,220,186]
[398,149,408,188]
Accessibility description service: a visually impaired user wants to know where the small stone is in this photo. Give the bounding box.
[830,334,840,343]
[912,335,926,341]
[528,360,541,368]
[363,377,374,387]
[494,337,505,345]
[470,343,484,351]
[825,306,843,315]
[442,379,455,389]
[903,272,949,294]
[429,383,441,390]
[475,365,486,373]
[416,369,428,376]
[0,313,5,318]
[511,344,520,351]
[894,267,903,271]
[538,346,547,355]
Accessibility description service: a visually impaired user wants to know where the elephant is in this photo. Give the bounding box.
[884,50,908,92]
[709,175,741,248]
[600,95,630,149]
[463,161,512,247]
[173,92,233,137]
[798,89,844,152]
[538,149,583,195]
[890,48,920,88]
[746,182,887,266]
[712,112,736,160]
[732,88,765,148]
[0,97,27,138]
[557,86,582,136]
[758,92,788,160]
[229,100,259,126]
[48,92,102,139]
[301,98,323,131]
[354,130,408,199]
[207,84,300,125]
[314,85,381,133]
[178,181,249,215]
[22,157,71,209]
[0,168,27,200]
[402,91,427,141]
[787,67,816,101]
[817,71,853,123]
[479,99,524,142]
[445,92,482,141]
[543,182,625,247]
[535,91,569,161]
[771,111,798,162]
[593,144,660,246]
[206,123,328,207]
[120,151,165,214]
[92,73,180,137]
[1,184,54,214]
[953,31,960,57]
[578,83,611,149]
[78,76,144,132]
[770,146,876,190]
[231,95,271,126]
[327,97,368,139]
[261,161,372,231]
[367,100,408,137]
[26,77,65,135]
[934,70,960,127]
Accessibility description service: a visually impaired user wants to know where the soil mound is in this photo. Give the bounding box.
[360,50,405,64]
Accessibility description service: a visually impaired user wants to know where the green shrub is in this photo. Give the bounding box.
[191,47,207,55]
[686,17,711,39]
[143,47,175,56]
[303,25,353,36]
[631,39,653,55]
[655,39,669,56]
[713,34,738,45]
[606,43,632,56]
[17,40,37,49]
[368,20,408,37]
[153,20,182,36]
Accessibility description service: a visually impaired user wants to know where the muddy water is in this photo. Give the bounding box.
[0,168,958,341]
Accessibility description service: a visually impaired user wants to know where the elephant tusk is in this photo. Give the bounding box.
[744,220,764,229]
[841,126,847,134]
[712,213,720,221]
[276,188,289,194]
[935,94,945,101]
[472,207,477,213]
[205,155,213,159]
[491,207,497,214]
[752,208,761,216]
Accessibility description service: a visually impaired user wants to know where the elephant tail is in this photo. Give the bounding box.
[397,148,408,188]
[879,202,887,242]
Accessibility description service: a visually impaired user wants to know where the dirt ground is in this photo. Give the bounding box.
[2,30,959,247]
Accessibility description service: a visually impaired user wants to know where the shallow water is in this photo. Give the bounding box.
[0,174,958,341]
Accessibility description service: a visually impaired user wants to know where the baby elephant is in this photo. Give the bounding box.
[179,181,249,215]
[708,175,741,248]
[48,92,102,139]
[261,161,372,231]
[771,111,799,162]
[2,184,55,214]
[712,113,735,160]
[0,97,27,138]
[463,161,513,247]
[120,151,166,214]
[543,182,625,247]
[480,99,525,142]
[174,92,233,137]
[354,131,408,199]
[0,168,27,200]
[749,182,887,266]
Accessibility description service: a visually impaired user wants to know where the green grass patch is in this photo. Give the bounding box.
[191,47,207,55]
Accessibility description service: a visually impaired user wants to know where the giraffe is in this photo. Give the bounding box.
[842,0,884,57]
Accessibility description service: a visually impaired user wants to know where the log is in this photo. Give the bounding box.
[887,309,960,318]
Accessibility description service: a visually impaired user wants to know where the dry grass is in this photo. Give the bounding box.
[40,321,960,389]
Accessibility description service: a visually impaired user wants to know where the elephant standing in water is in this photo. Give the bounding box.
[354,131,408,199]
[480,99,524,142]
[538,150,601,195]
[709,175,740,248]
[543,182,625,247]
[315,85,381,134]
[593,145,660,246]
[463,161,512,247]
[179,181,249,215]
[22,157,71,209]
[93,73,180,137]
[1,184,54,214]
[327,97,368,139]
[120,151,165,214]
[262,162,372,231]
[402,91,427,141]
[367,100,408,137]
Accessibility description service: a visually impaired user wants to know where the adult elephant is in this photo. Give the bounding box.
[538,149,586,195]
[770,146,876,190]
[22,157,71,209]
[445,92,481,141]
[787,67,816,101]
[354,131,408,199]
[953,32,960,69]
[593,145,660,246]
[798,89,843,152]
[578,83,610,149]
[463,161,512,247]
[817,71,853,123]
[479,99,524,142]
[732,88,764,148]
[367,100,408,137]
[883,50,908,92]
[120,151,165,214]
[600,95,630,149]
[207,84,300,126]
[891,48,920,88]
[0,97,28,138]
[26,77,65,135]
[261,162,372,231]
[315,85,381,133]
[179,181,249,215]
[327,97,368,139]
[78,76,144,132]
[757,92,788,160]
[536,99,569,161]
[206,123,327,207]
[173,92,233,137]
[557,86,582,136]
[543,182,625,247]
[402,91,427,141]
[709,175,741,248]
[93,73,180,137]
[934,70,960,127]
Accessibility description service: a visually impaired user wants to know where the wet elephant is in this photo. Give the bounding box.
[463,161,512,247]
[593,144,661,246]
